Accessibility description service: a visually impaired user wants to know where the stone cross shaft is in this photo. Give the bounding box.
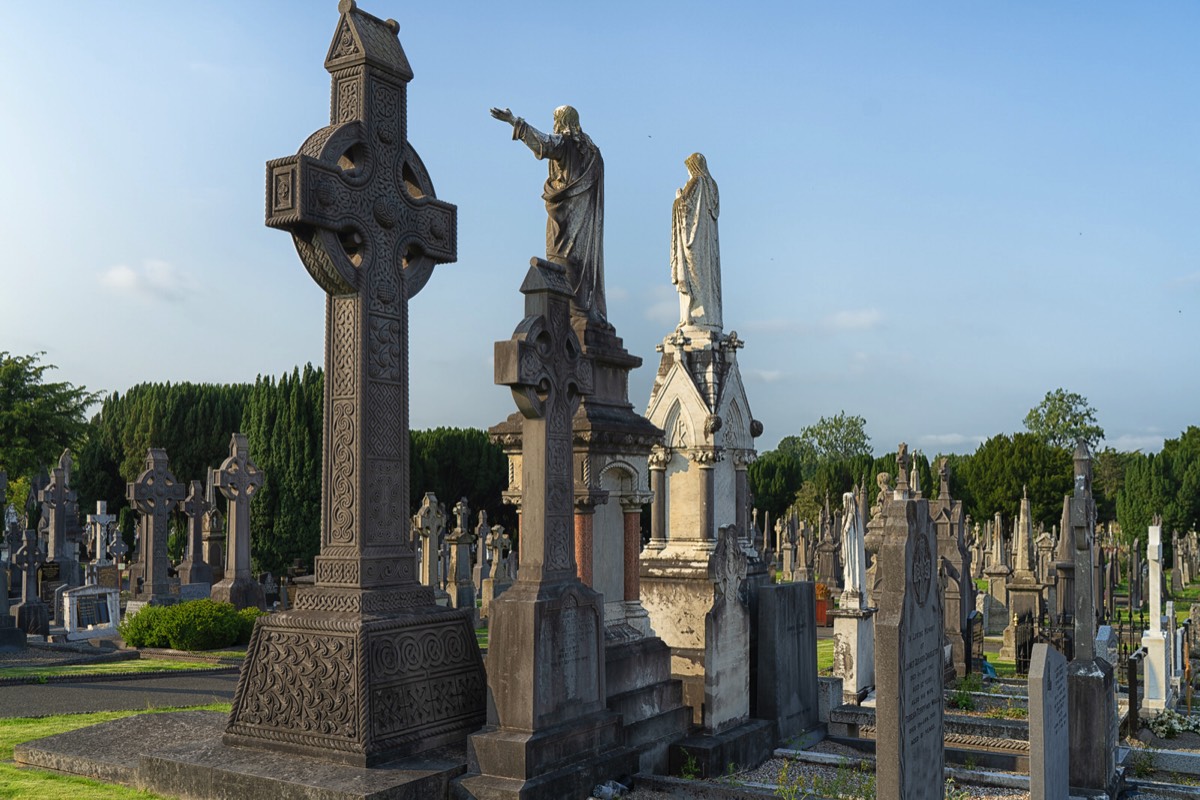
[87,503,116,565]
[495,258,594,584]
[214,434,262,583]
[38,465,71,561]
[14,530,45,605]
[128,449,186,599]
[181,481,210,566]
[1071,442,1097,661]
[264,4,456,607]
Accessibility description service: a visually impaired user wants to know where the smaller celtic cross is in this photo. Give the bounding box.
[414,493,447,589]
[180,480,213,584]
[213,434,263,587]
[128,449,186,601]
[14,529,46,606]
[495,258,594,585]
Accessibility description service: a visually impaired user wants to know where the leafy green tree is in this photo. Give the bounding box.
[0,352,101,509]
[795,411,872,461]
[748,450,805,523]
[1023,389,1105,450]
[410,427,509,528]
[957,433,1072,530]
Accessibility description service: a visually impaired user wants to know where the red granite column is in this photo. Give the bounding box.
[622,504,641,602]
[574,510,594,588]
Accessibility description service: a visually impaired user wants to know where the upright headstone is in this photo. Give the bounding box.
[0,483,25,646]
[1066,442,1117,798]
[704,524,751,734]
[874,448,944,800]
[414,492,451,606]
[480,524,510,619]
[178,480,214,586]
[1028,643,1068,800]
[11,530,49,635]
[472,511,490,594]
[62,584,121,641]
[1002,489,1041,662]
[757,579,819,742]
[1142,518,1171,709]
[86,501,116,568]
[458,257,635,798]
[447,498,477,617]
[127,449,186,605]
[210,434,264,611]
[830,490,876,703]
[201,469,226,582]
[225,1,485,767]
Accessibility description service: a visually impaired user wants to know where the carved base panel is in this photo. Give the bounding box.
[210,576,265,612]
[224,604,486,767]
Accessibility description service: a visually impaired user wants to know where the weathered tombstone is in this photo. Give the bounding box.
[447,498,477,616]
[11,530,49,635]
[1002,489,1041,662]
[62,584,121,641]
[874,445,944,800]
[201,469,226,582]
[177,480,214,585]
[40,451,83,589]
[210,434,264,610]
[127,449,186,605]
[1028,643,1068,800]
[86,501,116,569]
[1066,442,1117,797]
[458,258,635,798]
[414,492,451,605]
[224,1,486,769]
[0,511,25,647]
[472,511,490,594]
[480,524,510,619]
[756,579,819,743]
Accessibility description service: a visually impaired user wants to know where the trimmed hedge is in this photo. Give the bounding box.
[120,599,266,651]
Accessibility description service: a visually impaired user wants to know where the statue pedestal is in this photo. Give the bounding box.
[1141,630,1174,710]
[830,607,876,705]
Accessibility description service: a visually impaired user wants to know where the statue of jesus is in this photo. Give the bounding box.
[490,105,606,322]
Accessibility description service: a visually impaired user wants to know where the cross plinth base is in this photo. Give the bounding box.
[211,575,265,612]
[225,599,486,767]
[11,601,49,636]
[455,580,637,799]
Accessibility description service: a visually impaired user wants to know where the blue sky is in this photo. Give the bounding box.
[1,2,1196,456]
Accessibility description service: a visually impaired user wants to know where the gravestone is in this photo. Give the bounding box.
[40,451,82,589]
[201,469,226,582]
[1141,518,1171,709]
[86,501,116,569]
[447,498,477,617]
[830,490,875,703]
[11,530,49,635]
[1066,443,1117,798]
[756,580,819,742]
[0,515,25,647]
[1028,643,1068,800]
[480,524,510,619]
[224,1,486,768]
[457,258,635,799]
[62,584,121,641]
[127,449,186,605]
[210,434,265,610]
[874,449,944,800]
[178,583,211,602]
[178,480,214,585]
[414,492,451,606]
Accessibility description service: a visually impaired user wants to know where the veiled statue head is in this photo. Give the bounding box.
[685,152,710,178]
[553,105,582,135]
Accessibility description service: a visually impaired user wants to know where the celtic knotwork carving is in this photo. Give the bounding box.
[369,262,400,315]
[235,629,358,737]
[548,516,570,571]
[371,671,485,738]
[330,20,359,60]
[366,460,403,542]
[368,317,401,381]
[373,82,398,144]
[332,300,356,397]
[330,401,356,543]
[913,530,933,608]
[336,75,360,123]
[315,559,360,585]
[366,383,402,458]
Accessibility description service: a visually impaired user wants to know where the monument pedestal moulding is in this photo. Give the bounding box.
[221,0,486,767]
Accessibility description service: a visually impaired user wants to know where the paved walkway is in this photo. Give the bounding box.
[0,673,239,718]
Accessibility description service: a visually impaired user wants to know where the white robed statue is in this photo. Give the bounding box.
[671,152,722,331]
[840,491,866,609]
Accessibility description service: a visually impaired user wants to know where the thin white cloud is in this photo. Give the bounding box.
[745,369,783,383]
[608,286,630,303]
[918,433,985,449]
[643,285,678,326]
[1104,433,1166,453]
[823,308,883,332]
[99,259,197,303]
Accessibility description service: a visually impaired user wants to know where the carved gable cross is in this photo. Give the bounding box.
[495,258,594,584]
[265,1,455,607]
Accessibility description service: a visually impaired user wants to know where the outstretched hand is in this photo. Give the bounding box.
[490,107,515,125]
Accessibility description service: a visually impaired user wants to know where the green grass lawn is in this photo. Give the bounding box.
[0,704,230,800]
[817,637,834,671]
[0,659,227,681]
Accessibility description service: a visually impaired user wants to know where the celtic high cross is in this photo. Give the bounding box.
[266,0,456,612]
[495,258,594,584]
[127,449,186,603]
[213,434,263,594]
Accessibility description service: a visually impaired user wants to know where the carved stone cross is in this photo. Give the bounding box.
[179,480,214,585]
[212,434,264,609]
[495,258,594,584]
[474,511,491,585]
[13,529,45,605]
[414,492,447,590]
[127,449,186,602]
[265,0,456,613]
[38,463,72,562]
[86,502,116,566]
[448,498,475,611]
